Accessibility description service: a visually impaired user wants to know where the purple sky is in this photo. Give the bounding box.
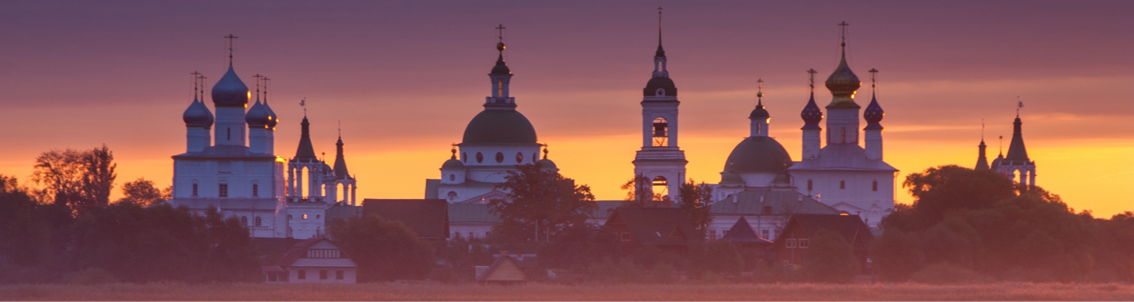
[1,1,1131,216]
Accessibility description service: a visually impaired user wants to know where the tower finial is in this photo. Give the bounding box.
[999,135,1004,155]
[869,68,878,94]
[300,97,306,116]
[253,74,262,101]
[542,143,549,160]
[191,71,201,100]
[981,119,985,141]
[1016,96,1023,117]
[338,120,341,138]
[756,78,764,105]
[658,6,663,48]
[451,144,457,160]
[837,21,849,64]
[224,34,238,66]
[263,77,270,104]
[807,68,818,91]
[495,24,506,52]
[197,74,207,100]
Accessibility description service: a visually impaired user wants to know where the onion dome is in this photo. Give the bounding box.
[800,92,823,130]
[211,66,250,107]
[183,99,214,128]
[462,110,537,144]
[825,49,861,98]
[245,100,270,127]
[720,172,744,185]
[749,100,769,120]
[863,94,884,130]
[264,102,278,128]
[490,42,511,75]
[722,136,794,174]
[442,148,465,170]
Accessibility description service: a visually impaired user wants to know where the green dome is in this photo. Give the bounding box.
[720,172,744,184]
[538,158,558,171]
[462,110,538,144]
[723,137,793,174]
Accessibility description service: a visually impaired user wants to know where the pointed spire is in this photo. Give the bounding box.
[333,129,350,180]
[294,103,317,161]
[801,69,823,129]
[224,34,238,66]
[656,6,666,57]
[976,121,990,170]
[864,68,884,127]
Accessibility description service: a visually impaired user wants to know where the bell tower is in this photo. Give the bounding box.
[632,7,686,203]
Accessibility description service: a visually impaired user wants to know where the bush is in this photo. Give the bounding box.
[801,229,859,283]
[908,263,994,284]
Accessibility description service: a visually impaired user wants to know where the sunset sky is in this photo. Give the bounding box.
[1,1,1130,217]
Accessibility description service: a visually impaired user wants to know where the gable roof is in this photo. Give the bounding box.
[711,190,839,216]
[449,203,498,224]
[720,217,772,244]
[476,255,528,283]
[775,214,874,250]
[362,199,449,239]
[605,207,698,246]
[275,238,335,266]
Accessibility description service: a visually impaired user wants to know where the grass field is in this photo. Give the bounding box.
[1,282,1132,301]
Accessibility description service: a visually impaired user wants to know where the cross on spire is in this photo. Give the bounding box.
[869,68,878,95]
[253,74,263,101]
[300,97,307,116]
[196,74,207,100]
[807,68,818,90]
[496,24,506,44]
[756,79,764,105]
[224,34,238,66]
[658,6,664,47]
[838,21,848,47]
[542,144,549,160]
[263,77,270,104]
[1016,96,1024,116]
[190,71,201,99]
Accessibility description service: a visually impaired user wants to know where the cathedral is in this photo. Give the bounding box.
[169,43,356,239]
[425,32,558,204]
[711,26,898,229]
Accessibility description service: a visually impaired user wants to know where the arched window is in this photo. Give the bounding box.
[252,183,259,197]
[872,180,878,192]
[652,176,668,199]
[447,191,458,201]
[240,216,248,226]
[449,174,456,181]
[495,152,504,163]
[497,80,504,97]
[192,183,198,197]
[806,179,813,191]
[756,123,762,134]
[652,117,668,147]
[218,183,228,197]
[839,180,846,189]
[255,216,262,227]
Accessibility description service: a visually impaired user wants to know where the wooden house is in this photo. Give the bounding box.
[262,237,358,284]
[604,207,699,255]
[771,214,874,270]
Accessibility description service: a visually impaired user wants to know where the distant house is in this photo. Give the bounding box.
[709,190,839,241]
[604,207,699,255]
[262,237,358,284]
[719,217,773,270]
[475,254,531,284]
[362,199,449,241]
[448,203,497,239]
[771,214,874,270]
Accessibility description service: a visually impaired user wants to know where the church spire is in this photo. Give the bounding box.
[486,24,516,109]
[655,6,666,58]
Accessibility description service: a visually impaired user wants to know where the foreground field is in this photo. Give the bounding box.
[1,282,1133,301]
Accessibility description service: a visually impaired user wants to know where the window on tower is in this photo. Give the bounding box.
[192,183,198,197]
[252,184,258,197]
[839,180,845,189]
[841,127,846,143]
[241,216,248,226]
[497,80,504,97]
[872,180,878,192]
[255,216,262,227]
[806,180,813,191]
[219,183,228,197]
[652,117,668,147]
[652,176,668,200]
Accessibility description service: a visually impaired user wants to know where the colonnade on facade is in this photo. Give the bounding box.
[1000,165,1037,188]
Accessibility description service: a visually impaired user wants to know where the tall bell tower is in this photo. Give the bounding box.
[633,7,686,203]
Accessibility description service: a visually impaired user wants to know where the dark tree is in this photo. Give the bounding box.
[330,215,435,282]
[491,164,596,243]
[900,165,1016,227]
[801,229,859,283]
[118,178,167,207]
[31,146,117,216]
[1095,212,1134,282]
[537,223,619,271]
[678,178,713,238]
